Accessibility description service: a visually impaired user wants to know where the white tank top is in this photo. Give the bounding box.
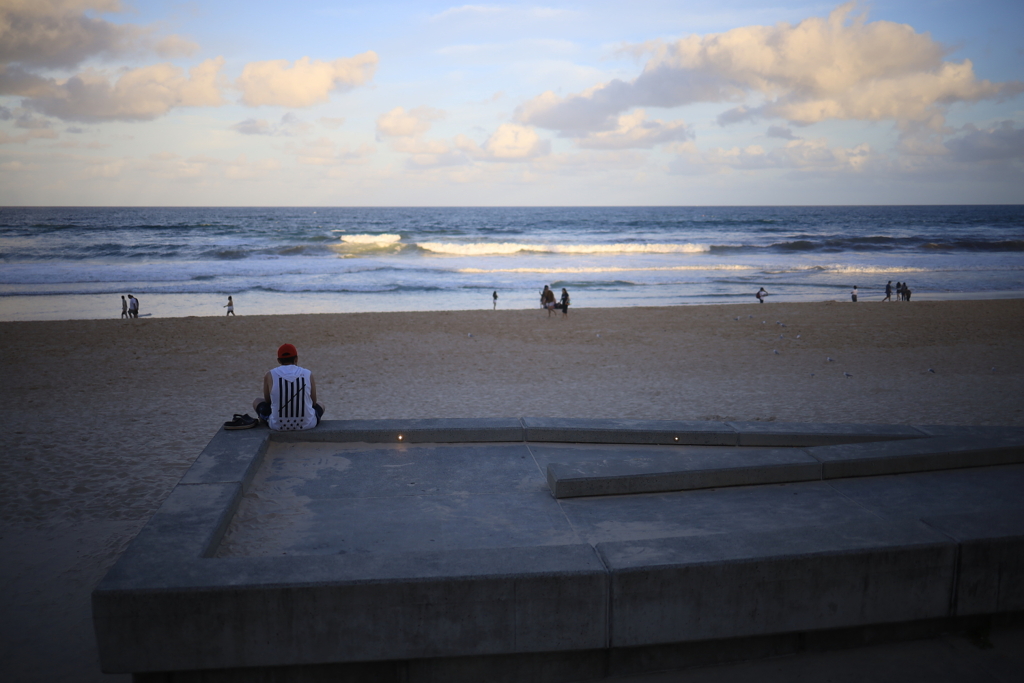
[268,365,317,431]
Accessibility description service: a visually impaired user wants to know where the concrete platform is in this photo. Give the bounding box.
[93,419,1024,681]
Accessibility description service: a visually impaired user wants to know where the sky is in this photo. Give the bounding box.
[1,0,1022,206]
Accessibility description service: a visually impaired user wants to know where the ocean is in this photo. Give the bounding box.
[1,206,1022,321]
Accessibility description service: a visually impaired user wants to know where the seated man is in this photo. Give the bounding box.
[252,343,325,430]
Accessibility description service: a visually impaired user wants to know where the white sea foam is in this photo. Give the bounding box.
[340,234,402,245]
[416,242,710,256]
[458,265,753,274]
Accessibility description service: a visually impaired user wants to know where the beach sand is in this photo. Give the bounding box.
[2,299,1023,681]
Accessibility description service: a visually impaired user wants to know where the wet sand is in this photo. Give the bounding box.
[2,299,1022,681]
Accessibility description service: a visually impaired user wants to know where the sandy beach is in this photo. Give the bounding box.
[2,299,1023,681]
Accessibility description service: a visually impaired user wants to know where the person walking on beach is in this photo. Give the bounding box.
[121,295,128,319]
[559,288,570,317]
[127,294,139,318]
[225,296,235,316]
[541,285,556,316]
[252,343,325,431]
[492,291,498,310]
[895,282,902,302]
[851,286,858,303]
[756,287,767,304]
[883,281,892,302]
[904,283,912,301]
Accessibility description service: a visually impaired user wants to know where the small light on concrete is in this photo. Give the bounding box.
[398,434,403,441]
[674,436,679,441]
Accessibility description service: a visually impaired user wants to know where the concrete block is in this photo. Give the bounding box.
[268,418,524,444]
[180,427,269,486]
[522,418,737,446]
[597,519,956,647]
[727,422,926,447]
[914,425,1024,439]
[809,435,1024,479]
[923,508,1024,616]
[546,447,820,498]
[93,544,607,674]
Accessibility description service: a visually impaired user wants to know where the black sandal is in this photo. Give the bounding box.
[224,413,259,430]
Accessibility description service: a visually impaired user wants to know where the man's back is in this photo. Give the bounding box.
[268,364,316,431]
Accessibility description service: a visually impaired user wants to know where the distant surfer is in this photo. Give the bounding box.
[225,296,235,316]
[756,287,767,304]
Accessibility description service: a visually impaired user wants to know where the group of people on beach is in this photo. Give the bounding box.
[540,285,570,316]
[756,281,913,304]
[120,294,139,318]
[883,281,912,302]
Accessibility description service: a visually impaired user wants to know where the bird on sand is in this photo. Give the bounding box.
[844,372,853,378]
[827,356,834,362]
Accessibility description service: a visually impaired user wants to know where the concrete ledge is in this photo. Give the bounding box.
[106,483,242,574]
[93,544,607,674]
[727,422,926,447]
[809,435,1024,479]
[131,613,1024,683]
[597,520,956,647]
[923,508,1024,616]
[522,418,737,446]
[180,428,270,486]
[915,425,1024,439]
[546,448,820,498]
[269,418,525,444]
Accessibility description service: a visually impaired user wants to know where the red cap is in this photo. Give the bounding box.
[277,343,297,360]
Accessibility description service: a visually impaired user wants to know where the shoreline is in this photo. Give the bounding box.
[1,289,1022,323]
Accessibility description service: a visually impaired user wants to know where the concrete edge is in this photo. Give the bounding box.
[726,421,929,447]
[809,436,1024,480]
[93,543,609,673]
[268,418,525,444]
[546,460,821,499]
[522,418,739,446]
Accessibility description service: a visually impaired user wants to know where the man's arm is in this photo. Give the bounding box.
[309,374,318,405]
[263,372,272,404]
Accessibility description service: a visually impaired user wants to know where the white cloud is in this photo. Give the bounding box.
[154,34,200,59]
[575,110,690,149]
[21,57,225,122]
[319,117,345,130]
[237,53,378,107]
[376,106,445,139]
[231,112,311,136]
[677,137,876,173]
[0,129,58,144]
[766,125,800,140]
[0,0,139,69]
[291,137,374,166]
[482,123,549,160]
[945,121,1024,162]
[516,3,1024,134]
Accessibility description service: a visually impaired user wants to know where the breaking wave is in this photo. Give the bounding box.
[417,242,711,256]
